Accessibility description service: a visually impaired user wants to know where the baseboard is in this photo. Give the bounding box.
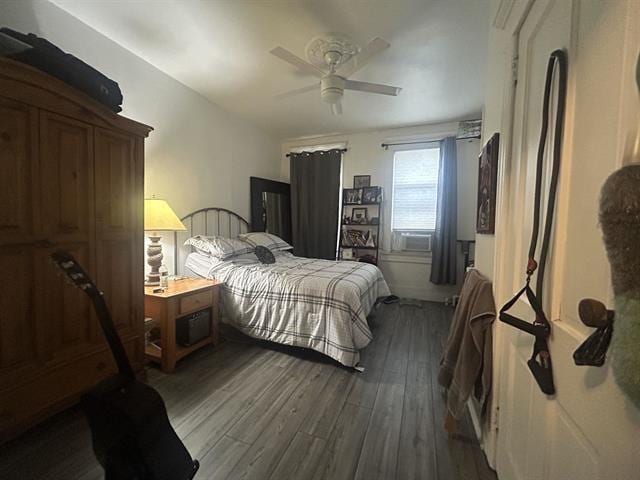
[386,283,449,302]
[467,398,497,471]
[468,398,482,440]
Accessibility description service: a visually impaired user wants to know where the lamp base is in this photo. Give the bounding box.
[146,235,163,286]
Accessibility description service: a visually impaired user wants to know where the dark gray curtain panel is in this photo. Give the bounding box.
[430,136,458,285]
[290,149,342,259]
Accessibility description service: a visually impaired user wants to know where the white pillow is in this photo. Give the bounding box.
[184,235,253,260]
[238,232,293,252]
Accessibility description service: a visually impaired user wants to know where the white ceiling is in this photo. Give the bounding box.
[51,0,489,140]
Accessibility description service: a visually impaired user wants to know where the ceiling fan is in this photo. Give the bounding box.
[270,35,402,115]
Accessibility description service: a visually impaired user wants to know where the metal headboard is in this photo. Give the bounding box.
[173,207,250,274]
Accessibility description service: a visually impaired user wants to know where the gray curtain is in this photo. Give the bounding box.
[430,136,458,285]
[290,149,342,259]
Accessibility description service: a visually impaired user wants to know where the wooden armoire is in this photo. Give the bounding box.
[0,58,152,443]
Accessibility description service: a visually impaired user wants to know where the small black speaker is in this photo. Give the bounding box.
[176,309,211,347]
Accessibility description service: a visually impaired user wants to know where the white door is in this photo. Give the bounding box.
[493,1,640,479]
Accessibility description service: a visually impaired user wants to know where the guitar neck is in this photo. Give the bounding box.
[90,290,135,379]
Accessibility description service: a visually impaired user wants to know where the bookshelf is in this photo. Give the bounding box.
[339,186,382,265]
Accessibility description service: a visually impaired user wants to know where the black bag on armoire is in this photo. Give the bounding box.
[0,27,123,112]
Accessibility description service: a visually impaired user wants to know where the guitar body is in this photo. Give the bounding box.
[82,375,198,480]
[50,251,199,480]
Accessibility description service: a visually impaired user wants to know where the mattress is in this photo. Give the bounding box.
[183,251,390,367]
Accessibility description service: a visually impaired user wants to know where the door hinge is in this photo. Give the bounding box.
[511,54,519,86]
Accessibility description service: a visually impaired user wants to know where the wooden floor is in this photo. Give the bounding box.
[0,301,496,480]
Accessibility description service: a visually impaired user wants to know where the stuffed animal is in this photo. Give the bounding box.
[599,164,640,409]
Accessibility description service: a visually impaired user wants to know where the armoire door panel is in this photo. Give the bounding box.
[36,243,95,362]
[95,128,135,234]
[0,247,37,370]
[94,128,139,338]
[96,239,135,335]
[0,97,38,242]
[39,112,94,242]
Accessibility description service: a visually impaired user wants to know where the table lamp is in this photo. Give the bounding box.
[144,198,186,285]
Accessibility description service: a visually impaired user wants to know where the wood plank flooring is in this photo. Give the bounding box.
[0,301,497,480]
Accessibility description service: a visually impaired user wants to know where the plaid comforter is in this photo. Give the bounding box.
[199,253,390,367]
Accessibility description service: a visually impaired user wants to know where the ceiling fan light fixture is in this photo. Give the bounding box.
[320,75,345,104]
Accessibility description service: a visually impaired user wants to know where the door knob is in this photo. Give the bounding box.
[578,298,614,328]
[574,298,614,367]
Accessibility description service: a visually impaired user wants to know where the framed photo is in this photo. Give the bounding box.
[353,175,371,188]
[476,133,499,234]
[351,207,368,223]
[344,188,362,204]
[342,248,354,260]
[362,186,379,204]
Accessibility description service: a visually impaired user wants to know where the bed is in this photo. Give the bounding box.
[174,207,390,367]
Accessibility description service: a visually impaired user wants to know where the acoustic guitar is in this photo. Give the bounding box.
[50,250,199,480]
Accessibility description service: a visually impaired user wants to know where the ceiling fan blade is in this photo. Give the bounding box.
[331,101,343,115]
[270,46,325,78]
[274,83,319,99]
[338,37,390,77]
[344,79,401,96]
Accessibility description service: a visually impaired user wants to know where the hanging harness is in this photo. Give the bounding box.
[499,49,568,396]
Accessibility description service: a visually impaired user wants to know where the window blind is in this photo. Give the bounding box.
[392,147,440,230]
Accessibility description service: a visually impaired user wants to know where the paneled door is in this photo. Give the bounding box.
[494,1,640,479]
[37,111,95,363]
[0,98,41,388]
[94,128,141,342]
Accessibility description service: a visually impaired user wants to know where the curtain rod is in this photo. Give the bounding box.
[380,135,481,150]
[286,148,348,157]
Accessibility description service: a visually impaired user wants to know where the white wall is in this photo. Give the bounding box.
[474,0,513,281]
[1,0,281,274]
[282,123,480,301]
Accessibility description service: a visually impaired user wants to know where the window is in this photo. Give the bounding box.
[392,147,440,231]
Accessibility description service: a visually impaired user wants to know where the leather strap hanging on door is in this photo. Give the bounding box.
[499,49,568,396]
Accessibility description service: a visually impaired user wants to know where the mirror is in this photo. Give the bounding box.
[262,192,291,241]
[250,177,292,243]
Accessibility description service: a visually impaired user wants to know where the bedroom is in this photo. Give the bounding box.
[1,1,639,479]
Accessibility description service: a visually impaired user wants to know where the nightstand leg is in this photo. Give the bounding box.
[161,302,177,373]
[212,287,220,347]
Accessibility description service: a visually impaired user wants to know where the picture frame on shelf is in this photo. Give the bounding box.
[344,188,362,204]
[351,207,368,223]
[362,186,379,204]
[342,248,354,260]
[353,175,371,188]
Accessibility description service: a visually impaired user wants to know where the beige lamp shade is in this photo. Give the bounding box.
[144,199,186,231]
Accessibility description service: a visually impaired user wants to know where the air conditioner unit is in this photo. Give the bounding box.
[394,232,432,252]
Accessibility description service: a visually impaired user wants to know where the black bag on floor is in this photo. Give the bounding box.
[1,27,123,112]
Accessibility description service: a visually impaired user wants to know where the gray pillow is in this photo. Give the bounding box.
[254,245,275,264]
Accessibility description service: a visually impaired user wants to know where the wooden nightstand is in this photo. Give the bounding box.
[144,278,222,373]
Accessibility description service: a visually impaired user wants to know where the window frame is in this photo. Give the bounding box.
[390,142,441,234]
